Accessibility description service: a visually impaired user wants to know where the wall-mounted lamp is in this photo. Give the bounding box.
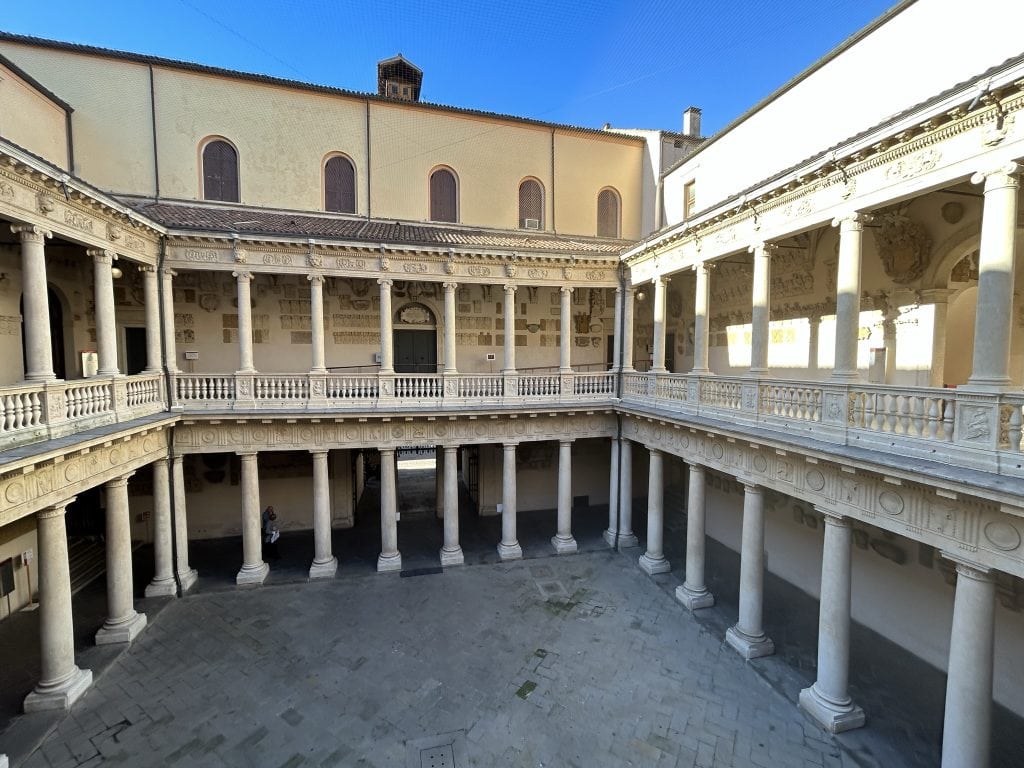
[110,266,124,279]
[526,323,540,333]
[635,290,647,302]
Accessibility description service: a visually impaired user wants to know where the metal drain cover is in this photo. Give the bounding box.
[406,731,466,768]
[420,744,455,768]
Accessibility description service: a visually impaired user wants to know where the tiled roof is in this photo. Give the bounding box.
[125,199,630,255]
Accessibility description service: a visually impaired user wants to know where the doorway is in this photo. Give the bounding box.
[19,288,67,379]
[394,329,437,373]
[124,327,148,375]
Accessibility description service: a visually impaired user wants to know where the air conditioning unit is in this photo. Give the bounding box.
[523,218,540,230]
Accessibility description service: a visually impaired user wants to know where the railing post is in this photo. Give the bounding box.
[741,380,759,417]
[503,372,521,405]
[954,391,1001,454]
[308,372,327,409]
[112,376,131,421]
[378,371,395,405]
[443,372,459,404]
[560,372,574,403]
[43,381,69,438]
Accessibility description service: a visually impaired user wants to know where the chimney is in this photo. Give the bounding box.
[683,106,702,138]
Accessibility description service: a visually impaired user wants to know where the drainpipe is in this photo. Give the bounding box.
[149,64,160,200]
[613,262,628,550]
[365,99,372,220]
[156,236,182,596]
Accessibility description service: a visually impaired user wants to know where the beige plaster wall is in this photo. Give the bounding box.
[0,60,68,168]
[555,131,643,240]
[0,516,38,622]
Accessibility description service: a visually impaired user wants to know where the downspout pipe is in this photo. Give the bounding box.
[613,261,628,550]
[156,237,182,596]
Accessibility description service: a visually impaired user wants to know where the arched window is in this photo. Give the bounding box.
[324,155,356,213]
[430,167,458,223]
[518,178,544,229]
[201,139,239,202]
[597,188,620,238]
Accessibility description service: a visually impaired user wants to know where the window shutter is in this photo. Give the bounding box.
[430,169,457,222]
[325,156,356,213]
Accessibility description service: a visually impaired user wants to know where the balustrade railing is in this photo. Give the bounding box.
[395,374,442,399]
[520,375,560,397]
[848,386,953,440]
[0,385,43,440]
[574,372,615,396]
[761,382,822,423]
[325,374,378,400]
[699,378,742,410]
[255,375,310,401]
[176,374,235,402]
[65,380,113,419]
[458,374,503,399]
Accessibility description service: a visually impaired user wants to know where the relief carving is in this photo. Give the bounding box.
[873,209,932,284]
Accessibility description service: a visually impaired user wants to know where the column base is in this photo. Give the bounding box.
[799,684,865,733]
[95,611,148,645]
[377,552,402,573]
[639,553,671,575]
[616,532,640,548]
[497,541,523,561]
[309,557,338,579]
[176,568,199,593]
[23,666,93,712]
[726,625,775,659]
[440,547,465,567]
[1,752,8,768]
[551,535,578,555]
[144,576,177,598]
[603,529,618,548]
[236,561,269,586]
[675,583,715,611]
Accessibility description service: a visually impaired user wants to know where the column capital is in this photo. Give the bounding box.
[152,456,169,469]
[503,441,518,450]
[138,264,158,274]
[106,473,133,489]
[692,261,714,275]
[307,273,325,285]
[814,506,850,526]
[170,454,185,467]
[443,444,459,454]
[443,281,458,292]
[379,447,395,457]
[748,242,780,257]
[941,551,994,581]
[11,223,52,243]
[648,446,662,457]
[652,275,669,287]
[377,277,393,288]
[503,283,517,295]
[920,287,950,304]
[308,448,329,457]
[831,211,873,230]
[688,462,706,477]
[159,268,177,279]
[560,285,574,296]
[232,270,253,282]
[559,438,575,447]
[971,161,1019,189]
[87,248,116,264]
[37,501,73,519]
[742,482,763,496]
[237,450,258,459]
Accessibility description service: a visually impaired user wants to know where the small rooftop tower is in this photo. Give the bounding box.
[377,54,423,102]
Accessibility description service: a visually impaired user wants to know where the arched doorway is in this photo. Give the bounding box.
[20,287,67,380]
[943,251,979,387]
[393,302,437,373]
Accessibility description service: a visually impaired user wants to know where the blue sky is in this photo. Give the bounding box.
[4,0,896,135]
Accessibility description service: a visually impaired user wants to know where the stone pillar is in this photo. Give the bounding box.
[676,463,715,610]
[799,512,864,732]
[24,502,93,712]
[236,452,268,585]
[13,224,55,381]
[559,286,573,372]
[651,277,668,373]
[160,268,178,373]
[617,439,639,546]
[967,163,1019,389]
[234,271,255,373]
[604,437,620,546]
[145,458,176,597]
[807,312,821,374]
[89,249,120,376]
[434,446,444,520]
[497,442,523,560]
[831,214,867,381]
[378,278,394,372]
[622,287,635,371]
[308,274,327,373]
[749,243,774,375]
[140,266,162,373]
[441,445,464,565]
[502,284,517,372]
[692,262,711,374]
[940,558,996,768]
[726,484,775,658]
[443,282,458,373]
[309,449,337,578]
[552,440,577,554]
[378,448,401,571]
[639,448,670,574]
[171,455,198,592]
[882,305,899,385]
[923,289,948,388]
[611,286,624,371]
[96,474,147,644]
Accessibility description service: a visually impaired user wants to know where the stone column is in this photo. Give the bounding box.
[234,271,255,373]
[692,262,711,374]
[922,289,948,388]
[434,446,445,520]
[604,437,620,546]
[726,484,775,658]
[799,512,865,732]
[96,474,147,644]
[552,440,577,554]
[559,286,573,372]
[13,224,55,381]
[807,312,821,374]
[497,442,523,560]
[309,449,337,578]
[967,163,1019,388]
[882,305,899,385]
[160,268,178,373]
[443,282,458,373]
[611,286,624,371]
[89,249,120,376]
[503,284,517,372]
[377,448,401,571]
[639,448,670,574]
[749,243,774,375]
[236,452,268,585]
[145,458,176,597]
[940,557,996,768]
[378,278,394,372]
[651,277,668,373]
[676,463,715,610]
[308,274,327,373]
[617,439,639,546]
[831,214,867,380]
[441,445,464,565]
[140,266,162,373]
[622,286,635,371]
[24,502,93,712]
[171,455,198,592]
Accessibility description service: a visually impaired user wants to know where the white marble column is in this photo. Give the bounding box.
[434,446,445,520]
[236,452,268,585]
[145,458,176,597]
[96,474,147,644]
[882,305,899,385]
[552,440,577,554]
[309,449,338,578]
[89,248,120,376]
[234,271,255,373]
[13,224,55,381]
[497,442,523,560]
[503,284,517,373]
[440,445,464,565]
[443,282,458,373]
[377,448,401,571]
[559,286,573,372]
[726,484,775,659]
[378,278,394,372]
[622,286,635,371]
[940,557,996,768]
[676,464,715,610]
[799,512,864,732]
[692,263,711,374]
[651,277,668,373]
[308,274,327,373]
[923,289,948,388]
[749,243,774,375]
[807,313,821,374]
[967,163,1019,389]
[639,448,670,574]
[141,266,162,373]
[831,214,867,380]
[604,437,620,546]
[160,268,178,373]
[171,455,198,591]
[617,438,639,546]
[611,286,624,372]
[24,502,93,712]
